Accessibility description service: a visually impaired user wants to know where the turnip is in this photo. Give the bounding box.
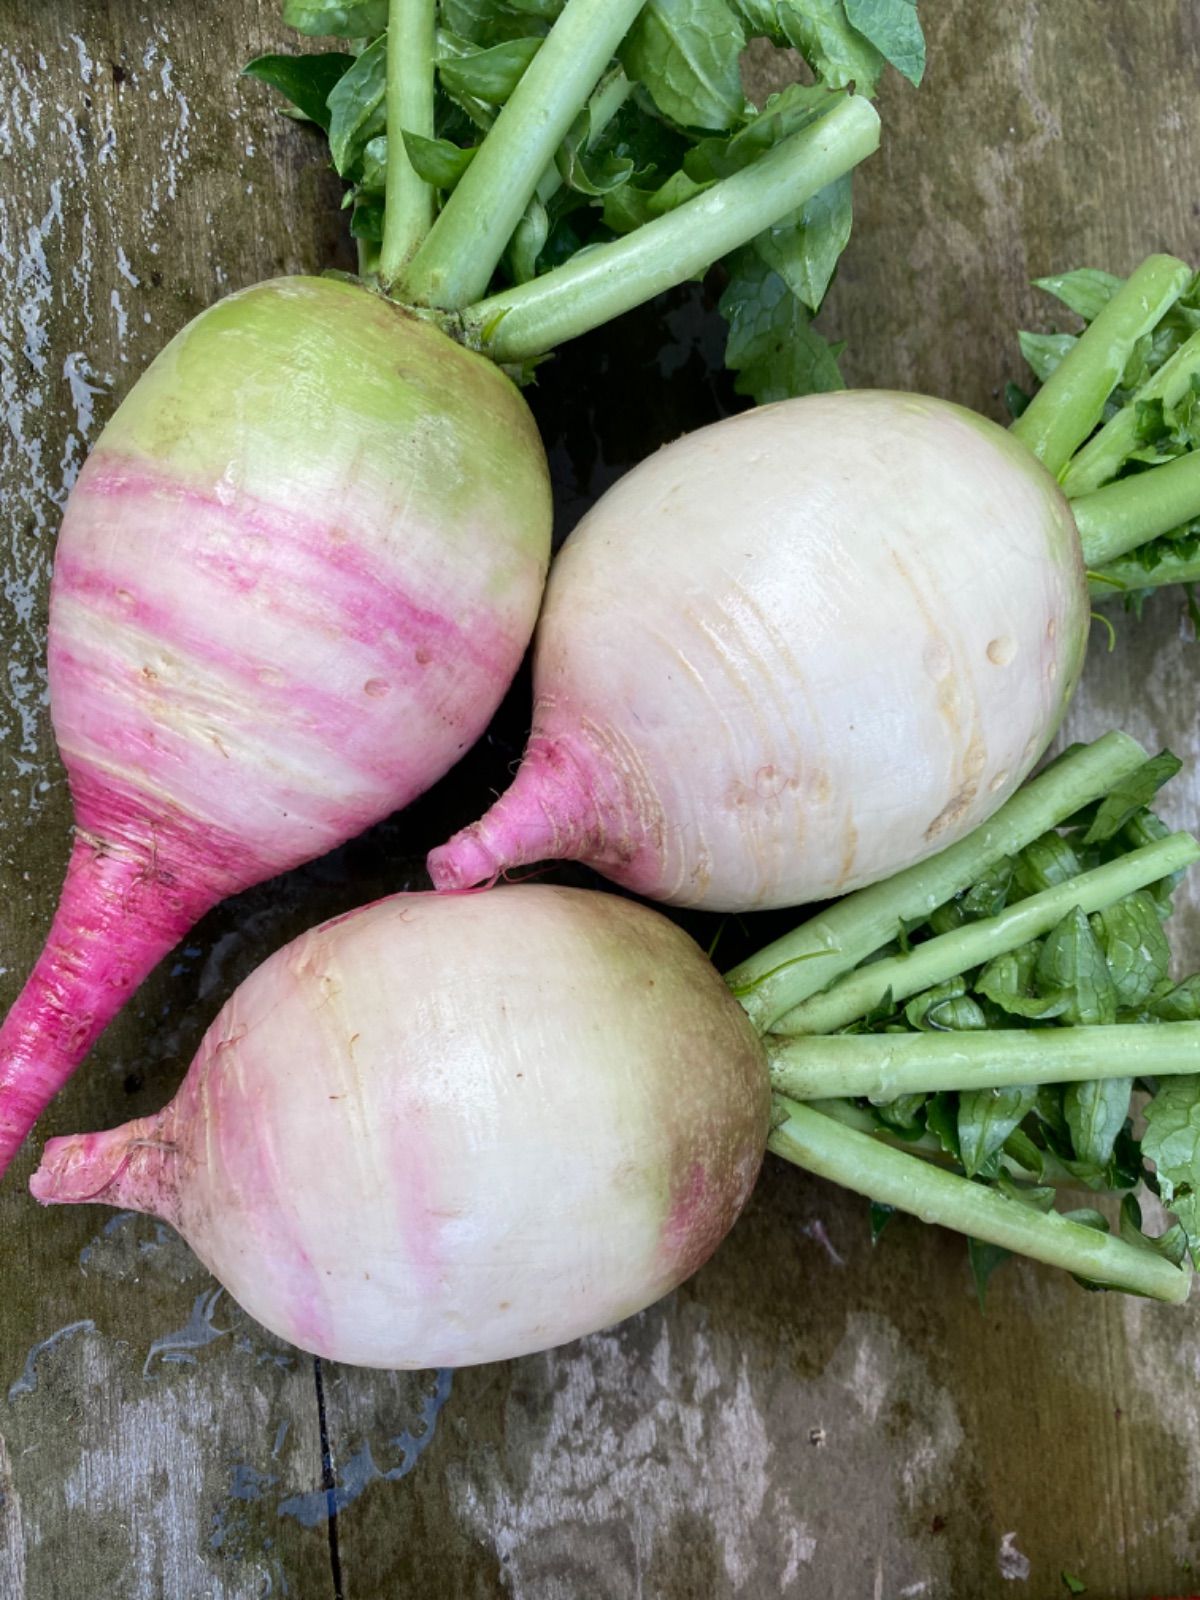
[31,738,1200,1362]
[430,257,1200,911]
[0,0,897,1177]
[31,885,771,1367]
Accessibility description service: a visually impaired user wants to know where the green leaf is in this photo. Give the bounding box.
[326,33,387,177]
[621,0,747,132]
[904,978,987,1032]
[437,35,542,104]
[869,1200,895,1242]
[440,0,549,44]
[843,0,925,85]
[1012,831,1083,898]
[1064,1077,1132,1169]
[778,0,885,95]
[925,1093,960,1161]
[1035,906,1119,1025]
[731,0,789,35]
[358,134,388,193]
[958,1086,1037,1178]
[1018,329,1078,384]
[402,130,479,189]
[349,192,384,241]
[1033,268,1123,324]
[1002,1130,1046,1181]
[1091,890,1171,1009]
[1119,1193,1189,1267]
[555,109,636,196]
[242,52,355,129]
[1082,751,1182,844]
[968,1236,1011,1308]
[283,0,388,36]
[754,175,852,312]
[720,250,845,403]
[1061,1572,1087,1595]
[1142,1075,1200,1263]
[873,1092,928,1132]
[1151,972,1200,1021]
[974,941,1069,1020]
[503,195,549,284]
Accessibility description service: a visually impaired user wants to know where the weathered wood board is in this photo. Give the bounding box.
[1,4,1199,1598]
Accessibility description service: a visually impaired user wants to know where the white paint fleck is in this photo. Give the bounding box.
[998,1531,1031,1581]
[781,1525,817,1585]
[0,1432,26,1599]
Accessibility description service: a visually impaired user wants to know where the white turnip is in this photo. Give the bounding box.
[430,258,1200,911]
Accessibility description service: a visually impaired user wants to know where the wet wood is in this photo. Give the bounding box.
[1,3,1199,1598]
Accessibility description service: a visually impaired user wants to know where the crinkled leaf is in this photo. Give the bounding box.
[243,51,355,129]
[1082,750,1182,843]
[754,174,852,312]
[1142,1075,1200,1263]
[778,0,885,94]
[440,0,550,44]
[402,129,479,189]
[974,941,1070,1020]
[1019,329,1078,384]
[1119,1192,1189,1267]
[1034,906,1118,1024]
[555,109,635,196]
[1064,1077,1132,1169]
[967,1236,1011,1308]
[1012,831,1083,898]
[730,0,789,38]
[1151,972,1200,1021]
[904,978,988,1033]
[1091,890,1171,1008]
[843,0,925,85]
[437,34,542,105]
[326,33,387,176]
[958,1085,1037,1178]
[621,0,747,132]
[720,250,845,402]
[283,0,387,36]
[1032,267,1123,323]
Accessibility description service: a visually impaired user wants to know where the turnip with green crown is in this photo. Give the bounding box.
[0,0,900,1178]
[430,256,1200,909]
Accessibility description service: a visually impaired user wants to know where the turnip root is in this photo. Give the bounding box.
[431,257,1200,911]
[0,0,886,1176]
[30,885,769,1368]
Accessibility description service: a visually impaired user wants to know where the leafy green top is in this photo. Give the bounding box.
[1013,266,1200,610]
[829,747,1200,1302]
[246,0,925,397]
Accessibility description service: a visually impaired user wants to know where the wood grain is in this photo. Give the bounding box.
[1,3,1199,1598]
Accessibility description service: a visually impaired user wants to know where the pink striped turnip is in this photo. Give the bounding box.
[30,885,770,1367]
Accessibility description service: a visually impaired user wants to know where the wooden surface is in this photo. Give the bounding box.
[2,4,1200,1598]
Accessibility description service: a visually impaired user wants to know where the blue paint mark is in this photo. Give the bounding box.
[272,1420,290,1458]
[78,1210,138,1268]
[277,1367,453,1527]
[143,1287,227,1378]
[8,1319,96,1400]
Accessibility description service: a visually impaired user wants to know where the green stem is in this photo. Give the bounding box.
[1090,544,1200,600]
[1062,329,1200,498]
[769,1098,1190,1302]
[768,1022,1200,1102]
[727,732,1147,1035]
[464,95,881,363]
[772,832,1200,1037]
[1073,450,1200,568]
[1010,255,1191,479]
[378,0,437,289]
[400,0,646,310]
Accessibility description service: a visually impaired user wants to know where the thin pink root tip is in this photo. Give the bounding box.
[427,830,501,892]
